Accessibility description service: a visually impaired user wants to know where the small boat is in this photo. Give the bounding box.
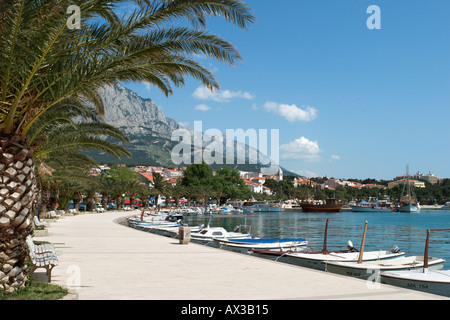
[178,207,203,215]
[380,228,450,297]
[323,256,445,280]
[300,198,342,213]
[351,198,393,213]
[396,165,421,213]
[219,204,235,214]
[241,201,282,213]
[252,220,405,270]
[441,202,450,209]
[190,225,253,245]
[213,237,308,254]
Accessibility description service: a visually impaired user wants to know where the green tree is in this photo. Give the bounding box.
[213,167,250,202]
[150,172,169,207]
[0,0,254,293]
[181,162,214,188]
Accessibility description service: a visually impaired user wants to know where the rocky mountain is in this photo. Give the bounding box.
[98,84,180,138]
[88,83,294,175]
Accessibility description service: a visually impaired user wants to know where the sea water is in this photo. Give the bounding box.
[184,209,450,269]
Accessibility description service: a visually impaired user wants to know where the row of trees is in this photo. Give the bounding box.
[59,163,253,212]
[0,0,255,293]
[259,176,450,205]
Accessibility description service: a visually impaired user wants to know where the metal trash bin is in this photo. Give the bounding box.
[179,226,191,244]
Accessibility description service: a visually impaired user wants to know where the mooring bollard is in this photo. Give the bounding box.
[179,226,191,245]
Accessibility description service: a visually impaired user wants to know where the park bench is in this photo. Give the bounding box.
[46,210,61,219]
[26,235,59,282]
[33,216,47,228]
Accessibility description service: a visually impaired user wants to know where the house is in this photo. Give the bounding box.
[139,172,154,186]
[163,168,184,178]
[388,179,426,189]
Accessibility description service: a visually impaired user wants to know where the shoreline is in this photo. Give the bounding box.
[34,210,448,300]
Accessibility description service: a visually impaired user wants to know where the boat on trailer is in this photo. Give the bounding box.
[380,228,450,297]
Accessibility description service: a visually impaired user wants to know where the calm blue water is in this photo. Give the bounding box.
[185,209,450,269]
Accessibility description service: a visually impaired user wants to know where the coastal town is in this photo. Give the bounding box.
[86,163,448,210]
[1,0,449,303]
[93,164,442,192]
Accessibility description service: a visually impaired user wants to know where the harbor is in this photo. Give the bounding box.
[33,209,449,300]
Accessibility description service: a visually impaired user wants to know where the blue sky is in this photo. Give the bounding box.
[122,0,449,180]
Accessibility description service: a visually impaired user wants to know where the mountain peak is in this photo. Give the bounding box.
[98,83,179,137]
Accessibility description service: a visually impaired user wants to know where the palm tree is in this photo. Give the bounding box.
[29,105,130,215]
[150,172,168,207]
[0,0,254,292]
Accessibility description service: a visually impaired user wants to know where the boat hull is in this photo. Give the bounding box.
[323,256,445,280]
[214,238,308,254]
[380,270,450,297]
[351,206,392,213]
[300,205,341,213]
[252,250,405,271]
[243,207,282,213]
[399,204,420,213]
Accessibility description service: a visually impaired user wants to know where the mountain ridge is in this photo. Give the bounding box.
[88,83,298,176]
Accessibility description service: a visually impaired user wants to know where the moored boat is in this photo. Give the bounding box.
[380,228,450,297]
[300,198,342,213]
[395,165,421,213]
[323,255,445,280]
[241,201,282,213]
[251,220,405,270]
[213,237,308,254]
[351,198,393,213]
[190,225,253,245]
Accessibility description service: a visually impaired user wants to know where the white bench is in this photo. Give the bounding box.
[33,216,47,228]
[46,210,61,219]
[26,236,58,282]
[95,207,105,213]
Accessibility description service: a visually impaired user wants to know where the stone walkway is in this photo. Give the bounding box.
[34,210,448,300]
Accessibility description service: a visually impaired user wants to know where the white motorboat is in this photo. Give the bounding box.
[241,201,282,213]
[380,228,450,297]
[351,198,393,213]
[190,226,253,245]
[213,237,308,254]
[178,207,203,215]
[219,205,235,214]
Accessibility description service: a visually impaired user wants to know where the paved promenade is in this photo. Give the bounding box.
[34,210,447,300]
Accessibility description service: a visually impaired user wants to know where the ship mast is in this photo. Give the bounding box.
[406,164,411,202]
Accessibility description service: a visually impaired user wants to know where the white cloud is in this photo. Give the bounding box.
[263,101,318,122]
[331,155,340,160]
[193,86,254,103]
[279,136,321,161]
[194,104,211,111]
[295,169,318,178]
[144,82,152,91]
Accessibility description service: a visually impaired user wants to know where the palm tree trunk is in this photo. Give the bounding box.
[0,135,36,293]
